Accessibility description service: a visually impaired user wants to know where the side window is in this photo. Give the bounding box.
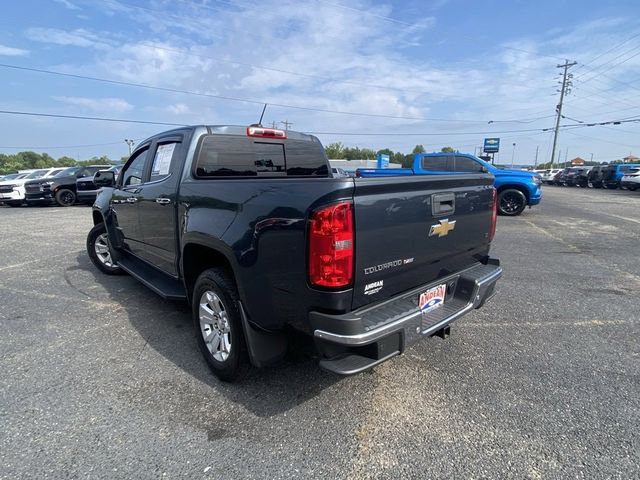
[122,148,149,186]
[420,155,454,171]
[454,156,484,173]
[150,142,179,182]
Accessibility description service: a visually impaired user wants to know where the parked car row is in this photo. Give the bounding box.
[537,164,640,190]
[0,165,121,207]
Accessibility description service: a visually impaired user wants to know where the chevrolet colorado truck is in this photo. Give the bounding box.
[86,125,502,381]
[357,152,542,216]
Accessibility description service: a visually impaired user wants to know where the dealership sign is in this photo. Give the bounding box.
[483,138,500,153]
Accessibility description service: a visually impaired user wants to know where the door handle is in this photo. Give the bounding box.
[155,198,171,205]
[126,197,138,203]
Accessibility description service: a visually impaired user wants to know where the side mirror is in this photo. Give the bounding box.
[481,166,489,173]
[94,170,115,188]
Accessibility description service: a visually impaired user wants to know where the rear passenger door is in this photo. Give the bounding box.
[136,132,188,276]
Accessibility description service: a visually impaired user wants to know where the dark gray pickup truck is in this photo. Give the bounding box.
[87,125,502,381]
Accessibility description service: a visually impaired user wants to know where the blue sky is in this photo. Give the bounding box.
[1,0,639,164]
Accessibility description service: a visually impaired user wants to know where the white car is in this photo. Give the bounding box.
[0,168,65,206]
[540,169,562,184]
[620,168,640,191]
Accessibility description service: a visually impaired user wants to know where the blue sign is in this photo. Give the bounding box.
[483,138,500,153]
[377,153,390,168]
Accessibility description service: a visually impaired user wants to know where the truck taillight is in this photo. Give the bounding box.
[489,188,497,242]
[308,201,354,288]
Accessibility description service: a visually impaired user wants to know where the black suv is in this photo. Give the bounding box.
[565,167,591,187]
[76,165,122,204]
[587,166,605,188]
[24,165,110,206]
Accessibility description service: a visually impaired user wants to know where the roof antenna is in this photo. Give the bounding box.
[250,103,268,127]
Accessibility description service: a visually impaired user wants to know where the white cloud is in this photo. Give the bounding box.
[0,44,29,56]
[53,0,80,10]
[52,96,133,113]
[166,103,191,115]
[25,28,111,50]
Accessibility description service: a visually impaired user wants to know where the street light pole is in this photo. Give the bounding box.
[511,142,516,168]
[124,139,135,156]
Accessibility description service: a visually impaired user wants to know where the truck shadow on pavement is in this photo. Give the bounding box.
[72,253,341,418]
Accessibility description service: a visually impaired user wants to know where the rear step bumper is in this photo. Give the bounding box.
[311,260,502,375]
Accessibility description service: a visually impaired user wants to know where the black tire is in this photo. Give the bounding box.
[7,201,23,207]
[86,223,125,275]
[192,268,247,382]
[55,188,76,207]
[498,188,527,216]
[629,186,637,191]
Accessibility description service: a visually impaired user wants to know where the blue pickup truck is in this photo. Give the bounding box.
[357,152,542,216]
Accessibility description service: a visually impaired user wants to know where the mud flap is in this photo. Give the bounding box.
[238,301,287,368]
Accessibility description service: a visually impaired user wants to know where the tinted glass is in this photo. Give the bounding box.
[454,156,483,173]
[195,135,329,178]
[420,155,453,171]
[58,167,81,177]
[254,142,285,176]
[25,170,49,179]
[284,139,329,176]
[122,148,149,186]
[196,135,256,177]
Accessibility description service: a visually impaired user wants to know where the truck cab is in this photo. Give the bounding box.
[413,153,542,216]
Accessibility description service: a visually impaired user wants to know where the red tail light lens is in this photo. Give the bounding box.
[308,201,354,288]
[246,126,287,139]
[489,187,497,242]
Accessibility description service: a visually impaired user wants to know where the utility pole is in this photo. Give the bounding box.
[124,139,135,156]
[534,145,539,167]
[511,142,516,168]
[550,59,577,167]
[590,153,593,162]
[564,147,569,166]
[280,120,293,130]
[270,121,278,128]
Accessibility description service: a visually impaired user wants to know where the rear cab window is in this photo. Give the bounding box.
[194,134,329,178]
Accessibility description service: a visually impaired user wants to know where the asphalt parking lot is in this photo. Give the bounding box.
[1,186,639,479]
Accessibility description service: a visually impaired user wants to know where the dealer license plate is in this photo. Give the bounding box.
[419,283,446,314]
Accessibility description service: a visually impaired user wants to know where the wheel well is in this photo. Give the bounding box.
[92,211,103,226]
[497,184,529,201]
[182,243,236,301]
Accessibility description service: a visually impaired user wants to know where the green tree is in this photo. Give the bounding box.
[441,146,455,153]
[412,145,425,154]
[324,142,345,159]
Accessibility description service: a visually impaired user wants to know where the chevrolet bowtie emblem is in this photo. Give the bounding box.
[429,219,456,237]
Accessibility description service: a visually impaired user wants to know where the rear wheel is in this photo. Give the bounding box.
[55,188,76,207]
[193,268,247,382]
[498,189,527,216]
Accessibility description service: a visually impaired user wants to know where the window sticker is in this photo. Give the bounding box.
[152,143,176,176]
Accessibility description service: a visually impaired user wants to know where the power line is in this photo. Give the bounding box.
[313,0,415,27]
[0,63,557,124]
[500,46,567,61]
[0,109,187,127]
[575,31,640,72]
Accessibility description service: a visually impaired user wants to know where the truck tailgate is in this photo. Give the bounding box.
[351,174,495,309]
